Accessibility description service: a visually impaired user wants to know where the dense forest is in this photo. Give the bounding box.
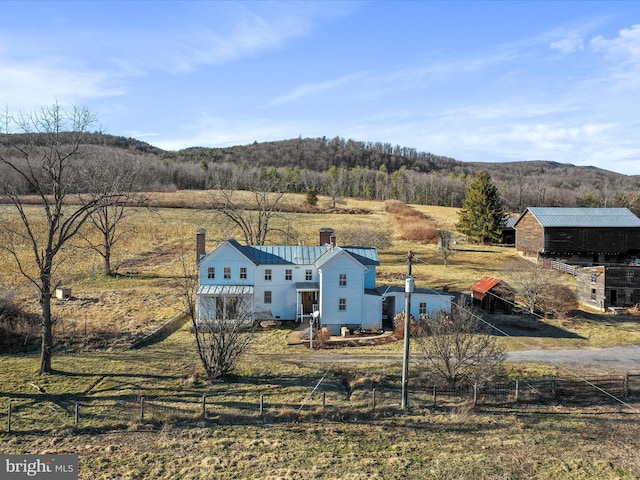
[2,133,639,214]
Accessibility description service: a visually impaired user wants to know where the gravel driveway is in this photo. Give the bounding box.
[506,344,640,371]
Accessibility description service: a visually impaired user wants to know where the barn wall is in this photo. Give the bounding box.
[515,211,544,256]
[577,266,640,309]
[545,228,640,255]
[576,267,606,310]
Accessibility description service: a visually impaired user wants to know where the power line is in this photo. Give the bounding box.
[410,256,638,412]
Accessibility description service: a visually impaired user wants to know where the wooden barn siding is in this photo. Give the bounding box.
[515,211,544,256]
[576,268,606,309]
[544,227,640,254]
[577,267,640,308]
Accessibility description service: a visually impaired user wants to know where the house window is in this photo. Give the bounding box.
[207,267,215,279]
[285,269,292,281]
[305,269,313,281]
[339,273,347,287]
[626,271,634,285]
[419,302,427,316]
[240,267,247,279]
[591,288,597,300]
[264,291,272,304]
[224,267,231,279]
[590,273,597,284]
[265,269,272,281]
[338,298,347,311]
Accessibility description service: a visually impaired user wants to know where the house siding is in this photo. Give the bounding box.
[318,252,367,335]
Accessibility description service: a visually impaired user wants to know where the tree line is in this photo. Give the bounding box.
[2,133,640,214]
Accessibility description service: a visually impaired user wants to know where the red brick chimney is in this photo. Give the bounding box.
[319,227,335,246]
[196,228,206,263]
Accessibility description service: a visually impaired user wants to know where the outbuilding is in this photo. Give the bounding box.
[470,276,515,314]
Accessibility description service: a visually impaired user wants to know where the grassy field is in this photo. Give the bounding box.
[2,191,640,478]
[1,323,639,479]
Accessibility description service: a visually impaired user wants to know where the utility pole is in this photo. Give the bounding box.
[401,251,414,410]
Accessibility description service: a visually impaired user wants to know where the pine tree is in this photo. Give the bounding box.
[457,171,506,244]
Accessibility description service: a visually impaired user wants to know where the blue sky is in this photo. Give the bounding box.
[2,1,640,175]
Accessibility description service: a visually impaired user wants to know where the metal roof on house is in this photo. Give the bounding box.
[375,286,453,296]
[241,245,329,265]
[523,207,640,228]
[227,243,380,267]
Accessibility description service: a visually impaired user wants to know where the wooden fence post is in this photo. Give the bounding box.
[372,389,376,411]
[7,402,12,433]
[433,386,437,408]
[259,394,264,417]
[202,395,207,418]
[74,402,79,431]
[322,392,326,409]
[140,396,145,422]
[551,378,556,399]
[515,380,519,403]
[624,373,629,398]
[473,383,477,406]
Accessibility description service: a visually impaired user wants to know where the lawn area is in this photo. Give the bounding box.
[1,323,640,479]
[2,193,640,478]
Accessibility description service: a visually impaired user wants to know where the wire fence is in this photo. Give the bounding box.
[3,373,639,434]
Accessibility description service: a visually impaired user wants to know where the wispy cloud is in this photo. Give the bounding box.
[0,57,124,109]
[267,72,368,106]
[550,32,585,54]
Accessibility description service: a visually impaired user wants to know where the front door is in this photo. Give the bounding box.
[610,289,618,306]
[300,291,319,319]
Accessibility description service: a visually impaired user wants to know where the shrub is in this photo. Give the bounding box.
[398,222,438,243]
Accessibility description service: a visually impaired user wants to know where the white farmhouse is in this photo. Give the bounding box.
[196,228,453,335]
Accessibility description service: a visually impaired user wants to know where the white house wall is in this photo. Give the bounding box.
[363,294,383,331]
[254,264,316,320]
[318,251,367,334]
[387,292,453,319]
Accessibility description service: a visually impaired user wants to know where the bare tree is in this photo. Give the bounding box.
[415,296,506,389]
[504,258,555,316]
[435,229,455,266]
[175,257,253,381]
[0,103,117,374]
[209,168,293,245]
[78,149,146,276]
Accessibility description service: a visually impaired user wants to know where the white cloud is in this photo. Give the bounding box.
[550,32,584,54]
[0,58,123,110]
[591,24,640,65]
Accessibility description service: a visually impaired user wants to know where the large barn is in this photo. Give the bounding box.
[514,207,640,264]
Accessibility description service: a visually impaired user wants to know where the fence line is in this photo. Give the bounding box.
[1,374,637,433]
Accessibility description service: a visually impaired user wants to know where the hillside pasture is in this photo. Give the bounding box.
[2,192,640,352]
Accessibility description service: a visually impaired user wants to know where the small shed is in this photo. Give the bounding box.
[470,276,515,314]
[501,217,517,245]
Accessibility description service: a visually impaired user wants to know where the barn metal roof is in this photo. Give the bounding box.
[524,207,640,228]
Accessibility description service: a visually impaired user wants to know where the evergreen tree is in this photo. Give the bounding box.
[457,171,506,244]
